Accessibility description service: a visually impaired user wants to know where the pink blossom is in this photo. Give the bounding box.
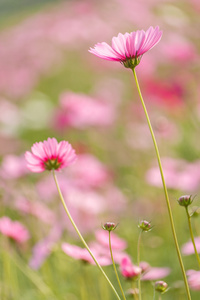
[67,154,110,188]
[0,216,29,243]
[25,137,76,173]
[89,26,162,67]
[141,266,170,281]
[120,257,142,278]
[0,155,28,179]
[29,225,62,269]
[14,198,56,225]
[53,92,116,130]
[187,270,200,290]
[95,230,127,251]
[89,241,130,265]
[62,242,111,266]
[182,237,200,255]
[146,157,200,192]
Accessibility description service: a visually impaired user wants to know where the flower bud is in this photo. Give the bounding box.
[155,280,168,293]
[138,220,152,232]
[102,222,118,232]
[177,195,193,207]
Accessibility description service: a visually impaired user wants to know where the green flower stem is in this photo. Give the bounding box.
[132,68,191,300]
[185,206,200,268]
[52,170,121,300]
[153,289,156,300]
[108,231,127,300]
[132,282,139,300]
[137,230,142,300]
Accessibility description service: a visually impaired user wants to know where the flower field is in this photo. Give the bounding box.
[0,0,200,299]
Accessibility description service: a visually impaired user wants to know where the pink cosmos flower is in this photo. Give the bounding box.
[141,266,170,281]
[25,137,76,173]
[95,230,127,251]
[120,257,142,279]
[89,26,162,68]
[187,270,200,290]
[53,92,116,130]
[29,225,62,269]
[62,242,111,266]
[0,155,28,179]
[182,237,200,255]
[0,216,29,243]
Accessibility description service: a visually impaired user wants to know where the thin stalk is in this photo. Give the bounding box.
[108,231,127,300]
[132,68,191,300]
[185,206,200,268]
[153,288,156,300]
[137,230,142,300]
[132,282,139,300]
[52,170,121,300]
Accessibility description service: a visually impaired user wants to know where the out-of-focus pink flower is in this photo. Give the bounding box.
[89,241,130,265]
[0,155,28,179]
[53,92,116,130]
[144,79,184,108]
[162,36,197,63]
[141,266,170,281]
[15,198,56,225]
[67,154,110,188]
[25,137,76,173]
[89,26,162,68]
[95,230,127,251]
[120,257,142,278]
[29,225,62,269]
[146,158,200,192]
[0,216,29,243]
[62,242,111,266]
[187,270,200,290]
[182,237,200,255]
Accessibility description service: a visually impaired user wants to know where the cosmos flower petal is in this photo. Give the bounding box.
[89,42,121,61]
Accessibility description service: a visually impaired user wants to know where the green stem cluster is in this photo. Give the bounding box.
[132,68,191,300]
[108,231,127,300]
[52,170,121,300]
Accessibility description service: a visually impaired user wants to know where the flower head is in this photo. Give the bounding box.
[89,26,162,69]
[138,220,152,232]
[155,281,168,293]
[25,137,77,173]
[177,195,194,207]
[102,222,118,232]
[120,257,142,279]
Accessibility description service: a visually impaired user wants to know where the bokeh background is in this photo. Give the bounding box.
[0,0,200,299]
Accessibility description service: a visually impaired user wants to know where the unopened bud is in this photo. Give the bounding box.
[102,222,118,232]
[138,220,152,232]
[155,280,168,293]
[178,195,193,207]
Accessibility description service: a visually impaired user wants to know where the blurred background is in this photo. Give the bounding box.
[0,0,200,299]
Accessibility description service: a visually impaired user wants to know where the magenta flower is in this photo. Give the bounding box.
[0,216,30,243]
[89,26,162,69]
[25,137,77,173]
[62,242,112,266]
[120,257,142,279]
[187,270,200,291]
[141,266,170,281]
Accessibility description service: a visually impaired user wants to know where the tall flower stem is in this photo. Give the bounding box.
[137,230,142,300]
[108,231,127,300]
[185,206,200,268]
[132,69,191,300]
[52,170,121,300]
